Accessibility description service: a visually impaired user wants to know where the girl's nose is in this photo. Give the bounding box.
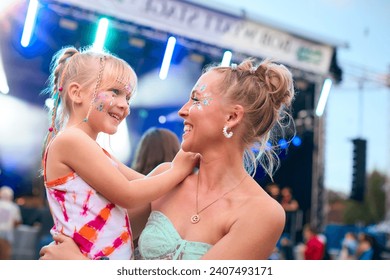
[116,95,129,108]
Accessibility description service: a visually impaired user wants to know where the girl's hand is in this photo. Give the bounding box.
[39,234,88,260]
[171,149,200,177]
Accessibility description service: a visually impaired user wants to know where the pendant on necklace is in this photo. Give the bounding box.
[191,214,200,224]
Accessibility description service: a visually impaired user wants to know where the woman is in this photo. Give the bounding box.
[40,58,295,260]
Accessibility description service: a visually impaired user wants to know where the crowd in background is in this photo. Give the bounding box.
[265,182,386,260]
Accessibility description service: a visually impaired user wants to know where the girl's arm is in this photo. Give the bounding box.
[127,162,172,239]
[51,129,198,209]
[112,157,145,181]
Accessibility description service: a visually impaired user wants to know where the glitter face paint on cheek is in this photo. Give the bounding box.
[93,92,114,112]
[201,93,212,106]
[190,83,211,111]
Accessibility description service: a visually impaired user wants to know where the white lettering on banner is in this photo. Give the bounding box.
[54,0,333,74]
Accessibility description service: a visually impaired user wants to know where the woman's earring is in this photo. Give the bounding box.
[223,125,233,138]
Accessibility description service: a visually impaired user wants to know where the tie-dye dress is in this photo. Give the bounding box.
[43,148,133,260]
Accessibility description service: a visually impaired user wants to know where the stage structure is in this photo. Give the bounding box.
[2,0,344,229]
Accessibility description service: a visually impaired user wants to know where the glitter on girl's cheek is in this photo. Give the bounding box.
[93,93,112,112]
[124,84,133,93]
[96,103,104,111]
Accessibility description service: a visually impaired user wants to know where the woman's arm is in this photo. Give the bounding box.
[201,199,285,260]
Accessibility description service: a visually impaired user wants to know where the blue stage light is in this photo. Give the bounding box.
[292,136,302,147]
[278,139,288,149]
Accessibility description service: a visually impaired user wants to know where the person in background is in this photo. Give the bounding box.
[356,232,382,260]
[130,127,181,248]
[39,45,198,260]
[339,231,358,260]
[131,127,181,176]
[0,186,22,259]
[299,224,325,260]
[280,186,299,212]
[40,57,295,260]
[279,185,300,257]
[265,182,281,202]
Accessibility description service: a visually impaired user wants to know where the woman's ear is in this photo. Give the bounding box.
[67,82,82,104]
[226,104,244,128]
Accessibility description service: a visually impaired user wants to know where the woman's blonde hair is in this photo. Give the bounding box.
[205,58,295,178]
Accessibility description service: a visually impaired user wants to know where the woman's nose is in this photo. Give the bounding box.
[178,102,189,117]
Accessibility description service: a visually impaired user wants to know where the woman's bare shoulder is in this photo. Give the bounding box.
[147,162,172,176]
[240,180,285,224]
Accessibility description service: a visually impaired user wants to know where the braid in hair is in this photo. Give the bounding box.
[42,47,79,159]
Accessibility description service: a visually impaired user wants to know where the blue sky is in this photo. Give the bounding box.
[212,0,390,193]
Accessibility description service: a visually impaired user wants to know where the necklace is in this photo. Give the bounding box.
[190,172,248,224]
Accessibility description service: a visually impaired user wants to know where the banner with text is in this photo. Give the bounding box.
[53,0,334,74]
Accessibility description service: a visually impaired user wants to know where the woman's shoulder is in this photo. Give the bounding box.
[229,181,285,246]
[147,162,171,176]
[239,180,285,223]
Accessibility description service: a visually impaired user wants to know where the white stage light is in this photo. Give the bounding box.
[21,0,39,47]
[221,51,232,66]
[0,54,9,94]
[92,18,109,52]
[159,36,176,80]
[315,78,332,117]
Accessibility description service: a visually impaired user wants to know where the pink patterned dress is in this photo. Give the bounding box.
[43,148,133,260]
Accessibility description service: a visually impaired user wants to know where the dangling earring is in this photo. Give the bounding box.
[223,125,233,138]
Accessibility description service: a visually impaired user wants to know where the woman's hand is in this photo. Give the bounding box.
[39,234,89,260]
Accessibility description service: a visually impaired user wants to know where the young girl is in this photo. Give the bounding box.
[41,46,197,260]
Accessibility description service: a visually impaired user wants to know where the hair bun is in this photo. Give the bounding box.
[256,60,294,109]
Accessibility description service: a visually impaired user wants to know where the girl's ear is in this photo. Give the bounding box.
[226,104,244,128]
[67,82,82,104]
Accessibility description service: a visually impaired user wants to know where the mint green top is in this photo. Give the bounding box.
[136,211,212,260]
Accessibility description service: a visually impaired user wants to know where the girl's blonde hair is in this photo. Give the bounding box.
[41,46,137,158]
[205,58,295,178]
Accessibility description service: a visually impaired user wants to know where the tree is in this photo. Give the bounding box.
[343,170,386,225]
